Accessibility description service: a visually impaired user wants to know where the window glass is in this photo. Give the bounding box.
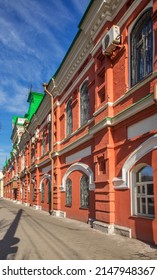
[131,9,153,86]
[66,99,72,136]
[80,81,90,126]
[66,178,72,206]
[80,175,89,208]
[47,180,51,204]
[134,165,154,217]
[41,182,44,202]
[136,166,153,182]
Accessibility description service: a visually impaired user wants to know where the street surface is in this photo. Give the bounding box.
[0,198,157,260]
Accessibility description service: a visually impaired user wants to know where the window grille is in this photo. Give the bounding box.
[80,81,90,126]
[134,166,154,217]
[41,182,44,202]
[80,175,89,208]
[131,9,153,86]
[47,180,51,204]
[66,178,72,206]
[66,99,73,136]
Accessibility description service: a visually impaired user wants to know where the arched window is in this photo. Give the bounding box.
[66,178,72,206]
[80,80,90,126]
[41,130,46,156]
[80,175,89,208]
[66,99,72,136]
[48,123,51,151]
[134,165,154,217]
[130,8,153,86]
[41,182,44,202]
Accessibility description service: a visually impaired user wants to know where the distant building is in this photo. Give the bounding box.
[0,170,3,197]
[2,0,157,244]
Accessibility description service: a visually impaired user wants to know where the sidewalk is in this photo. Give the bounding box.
[0,198,157,260]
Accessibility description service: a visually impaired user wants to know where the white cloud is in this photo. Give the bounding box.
[0,147,11,169]
[70,0,90,15]
[0,81,28,114]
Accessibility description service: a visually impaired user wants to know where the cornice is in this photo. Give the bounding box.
[50,0,127,99]
[51,35,93,97]
[91,0,144,57]
[54,58,94,106]
[83,0,126,40]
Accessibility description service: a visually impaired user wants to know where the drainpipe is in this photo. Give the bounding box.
[24,126,32,207]
[43,83,54,215]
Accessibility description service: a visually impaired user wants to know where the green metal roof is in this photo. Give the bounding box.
[25,91,44,121]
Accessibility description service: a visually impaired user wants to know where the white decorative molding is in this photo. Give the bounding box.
[116,134,157,188]
[127,114,157,139]
[112,177,128,189]
[60,162,95,192]
[33,205,42,210]
[39,173,51,191]
[66,146,91,164]
[41,165,51,174]
[53,132,93,158]
[93,102,113,117]
[52,210,66,218]
[53,93,155,159]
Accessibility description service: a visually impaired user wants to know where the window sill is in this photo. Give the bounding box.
[131,215,155,220]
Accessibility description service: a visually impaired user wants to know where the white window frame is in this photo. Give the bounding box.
[132,164,154,218]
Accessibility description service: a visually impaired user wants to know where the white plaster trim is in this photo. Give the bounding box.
[39,174,51,191]
[113,95,154,126]
[53,131,93,157]
[66,146,91,164]
[117,134,157,188]
[55,59,94,105]
[127,114,157,139]
[53,94,154,158]
[112,177,128,189]
[41,165,51,173]
[60,162,95,192]
[93,102,113,117]
[52,210,66,218]
[91,0,142,57]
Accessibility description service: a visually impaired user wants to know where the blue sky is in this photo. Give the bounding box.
[0,0,91,169]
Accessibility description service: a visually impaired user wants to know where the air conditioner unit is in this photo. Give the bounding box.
[47,114,51,123]
[35,129,39,139]
[102,25,120,55]
[31,136,35,144]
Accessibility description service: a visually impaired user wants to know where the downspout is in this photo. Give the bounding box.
[24,126,32,207]
[43,83,54,214]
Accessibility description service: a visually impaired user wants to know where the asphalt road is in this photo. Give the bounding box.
[0,198,157,260]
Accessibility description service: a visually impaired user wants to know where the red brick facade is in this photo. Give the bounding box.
[3,0,157,244]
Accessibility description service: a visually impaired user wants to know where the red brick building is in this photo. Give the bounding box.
[3,0,157,244]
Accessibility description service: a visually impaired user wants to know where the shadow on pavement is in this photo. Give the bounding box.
[0,209,23,260]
